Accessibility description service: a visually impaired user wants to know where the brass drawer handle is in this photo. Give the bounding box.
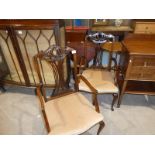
[145,26,148,30]
[144,61,147,67]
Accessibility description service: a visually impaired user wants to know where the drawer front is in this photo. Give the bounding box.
[134,23,155,34]
[126,56,155,81]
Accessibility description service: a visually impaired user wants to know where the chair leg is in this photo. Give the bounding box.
[92,93,100,113]
[111,93,118,111]
[97,121,105,135]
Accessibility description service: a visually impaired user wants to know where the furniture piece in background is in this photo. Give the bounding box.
[65,19,133,65]
[132,19,155,34]
[73,32,119,111]
[33,45,104,135]
[0,19,68,89]
[91,19,133,41]
[118,33,155,106]
[0,46,10,91]
[65,19,95,65]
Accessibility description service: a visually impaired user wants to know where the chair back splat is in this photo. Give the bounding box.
[33,45,105,135]
[33,45,74,101]
[72,31,120,111]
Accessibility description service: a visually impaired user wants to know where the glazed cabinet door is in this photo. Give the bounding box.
[0,29,26,85]
[0,20,67,87]
[14,28,67,87]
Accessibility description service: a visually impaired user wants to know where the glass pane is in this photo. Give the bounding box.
[64,19,72,27]
[0,30,25,84]
[73,19,89,30]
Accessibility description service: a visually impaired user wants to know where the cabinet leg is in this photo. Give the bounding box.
[117,80,127,108]
[1,86,6,92]
[34,88,37,95]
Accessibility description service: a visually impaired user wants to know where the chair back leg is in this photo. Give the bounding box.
[111,93,118,111]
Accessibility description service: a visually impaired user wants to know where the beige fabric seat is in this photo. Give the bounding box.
[45,92,103,135]
[79,69,118,93]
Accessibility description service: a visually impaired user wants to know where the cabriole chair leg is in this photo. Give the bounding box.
[97,121,105,135]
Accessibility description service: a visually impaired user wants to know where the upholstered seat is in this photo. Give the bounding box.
[79,69,118,93]
[34,45,105,135]
[44,92,103,135]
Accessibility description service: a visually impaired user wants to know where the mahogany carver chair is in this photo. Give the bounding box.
[33,45,105,135]
[73,32,119,111]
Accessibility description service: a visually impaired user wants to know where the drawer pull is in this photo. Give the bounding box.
[129,59,132,63]
[67,41,71,44]
[144,61,147,67]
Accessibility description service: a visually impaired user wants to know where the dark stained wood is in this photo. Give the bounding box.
[33,45,105,134]
[0,19,61,29]
[72,32,120,111]
[8,27,30,85]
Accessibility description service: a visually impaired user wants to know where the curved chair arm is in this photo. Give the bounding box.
[76,56,87,74]
[77,74,98,94]
[77,74,100,112]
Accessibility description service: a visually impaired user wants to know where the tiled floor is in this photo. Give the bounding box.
[0,86,155,135]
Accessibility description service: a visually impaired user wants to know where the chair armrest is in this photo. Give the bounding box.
[77,74,97,93]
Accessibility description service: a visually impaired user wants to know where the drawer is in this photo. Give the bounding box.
[126,56,155,81]
[134,22,155,34]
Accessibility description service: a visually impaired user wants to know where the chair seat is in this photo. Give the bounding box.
[44,92,103,135]
[79,69,119,93]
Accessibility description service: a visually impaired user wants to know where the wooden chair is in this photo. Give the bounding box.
[33,45,105,135]
[73,32,120,111]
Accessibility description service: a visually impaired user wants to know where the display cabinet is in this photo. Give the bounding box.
[0,19,68,88]
[0,46,9,90]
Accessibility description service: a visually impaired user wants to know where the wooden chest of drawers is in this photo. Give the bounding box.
[134,22,155,34]
[118,33,155,106]
[126,56,155,81]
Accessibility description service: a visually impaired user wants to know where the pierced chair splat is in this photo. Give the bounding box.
[73,31,119,111]
[33,45,105,135]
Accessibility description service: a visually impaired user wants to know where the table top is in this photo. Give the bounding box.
[122,33,155,56]
[101,42,123,52]
[122,40,155,56]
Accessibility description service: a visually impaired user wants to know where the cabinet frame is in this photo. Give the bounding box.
[0,19,68,87]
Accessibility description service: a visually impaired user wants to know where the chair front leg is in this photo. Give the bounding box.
[111,93,118,111]
[97,121,105,135]
[92,93,100,113]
